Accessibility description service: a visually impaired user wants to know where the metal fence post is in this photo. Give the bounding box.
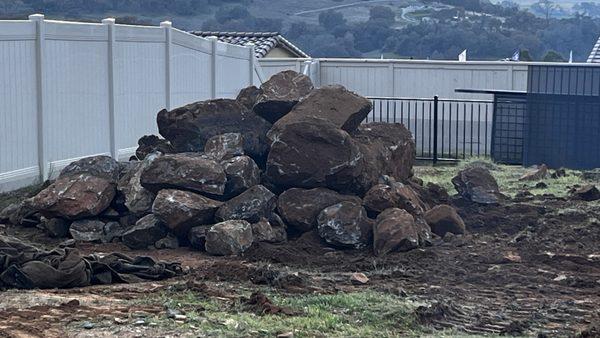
[103,18,118,160]
[208,36,218,99]
[30,14,48,181]
[433,95,439,164]
[161,21,172,110]
[247,43,255,86]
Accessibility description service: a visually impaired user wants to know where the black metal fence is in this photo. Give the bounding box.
[367,96,494,163]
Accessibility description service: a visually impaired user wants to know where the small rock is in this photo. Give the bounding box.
[535,182,548,189]
[252,217,287,243]
[121,214,168,249]
[277,332,294,338]
[188,226,208,251]
[550,168,566,179]
[152,189,222,236]
[82,321,94,329]
[205,220,253,256]
[452,167,501,204]
[135,135,174,160]
[373,208,431,256]
[424,205,466,237]
[221,156,261,198]
[102,221,126,243]
[114,317,128,324]
[350,272,369,285]
[317,201,373,249]
[571,185,600,201]
[519,164,549,181]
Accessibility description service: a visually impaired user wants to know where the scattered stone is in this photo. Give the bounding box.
[157,98,272,162]
[254,70,313,123]
[155,234,180,249]
[373,208,427,256]
[204,133,245,162]
[135,135,174,160]
[277,332,294,338]
[266,117,363,193]
[270,84,371,134]
[215,185,276,223]
[424,205,466,237]
[152,189,222,236]
[140,153,226,196]
[188,226,208,251]
[317,201,373,249]
[350,272,369,285]
[236,85,261,111]
[205,220,254,256]
[571,185,600,201]
[121,214,168,249]
[82,321,94,330]
[69,219,105,242]
[221,156,261,197]
[452,167,501,204]
[519,164,549,181]
[43,217,70,238]
[31,174,116,220]
[117,154,157,214]
[252,218,287,243]
[277,187,361,233]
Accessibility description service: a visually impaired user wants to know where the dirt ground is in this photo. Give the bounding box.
[1,164,600,337]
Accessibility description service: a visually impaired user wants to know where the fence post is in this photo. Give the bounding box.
[30,14,48,181]
[161,21,172,110]
[247,43,255,86]
[103,18,118,160]
[433,95,439,165]
[208,36,218,99]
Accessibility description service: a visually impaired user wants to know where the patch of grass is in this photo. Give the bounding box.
[415,158,592,198]
[142,289,424,337]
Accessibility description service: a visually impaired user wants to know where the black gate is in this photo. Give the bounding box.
[367,96,493,163]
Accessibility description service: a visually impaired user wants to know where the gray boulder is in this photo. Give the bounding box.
[140,153,226,196]
[152,189,222,236]
[277,187,361,233]
[221,156,261,197]
[121,214,168,249]
[253,70,313,123]
[215,185,276,223]
[451,167,501,204]
[252,217,287,243]
[117,154,157,215]
[317,201,373,249]
[205,220,254,256]
[69,219,105,242]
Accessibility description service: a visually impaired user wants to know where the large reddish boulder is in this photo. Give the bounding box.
[424,204,466,237]
[152,189,222,236]
[270,85,371,135]
[277,187,361,233]
[157,99,272,162]
[316,201,373,249]
[452,167,501,204]
[363,180,427,217]
[253,70,313,123]
[140,153,226,196]
[373,208,422,256]
[265,117,364,193]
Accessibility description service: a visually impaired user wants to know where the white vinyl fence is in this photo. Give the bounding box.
[0,15,264,192]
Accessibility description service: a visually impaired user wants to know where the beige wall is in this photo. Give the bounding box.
[264,47,297,58]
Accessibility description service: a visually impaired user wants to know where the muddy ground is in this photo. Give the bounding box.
[1,165,600,337]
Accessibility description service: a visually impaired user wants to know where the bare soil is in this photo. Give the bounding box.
[1,191,599,337]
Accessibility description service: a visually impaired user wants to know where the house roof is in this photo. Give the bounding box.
[588,36,600,63]
[189,31,309,58]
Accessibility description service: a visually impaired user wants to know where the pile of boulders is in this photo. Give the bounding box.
[0,70,468,257]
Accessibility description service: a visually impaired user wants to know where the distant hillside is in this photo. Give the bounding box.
[1,0,599,61]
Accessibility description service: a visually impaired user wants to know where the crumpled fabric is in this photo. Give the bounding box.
[0,235,182,289]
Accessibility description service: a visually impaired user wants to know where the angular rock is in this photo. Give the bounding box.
[277,187,361,233]
[43,218,70,238]
[135,135,174,160]
[451,167,501,204]
[59,155,120,183]
[215,185,276,223]
[69,219,105,242]
[571,185,600,201]
[117,154,157,214]
[265,117,363,193]
[236,85,261,112]
[253,70,313,123]
[351,123,415,191]
[363,183,427,216]
[317,201,373,249]
[140,153,226,196]
[188,226,208,251]
[519,164,549,181]
[155,234,180,249]
[221,156,261,197]
[31,174,116,220]
[121,214,168,250]
[271,85,371,135]
[252,218,287,243]
[152,189,222,236]
[205,220,254,256]
[204,133,245,162]
[350,272,369,285]
[157,99,272,162]
[373,208,420,256]
[424,205,466,237]
[102,221,126,243]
